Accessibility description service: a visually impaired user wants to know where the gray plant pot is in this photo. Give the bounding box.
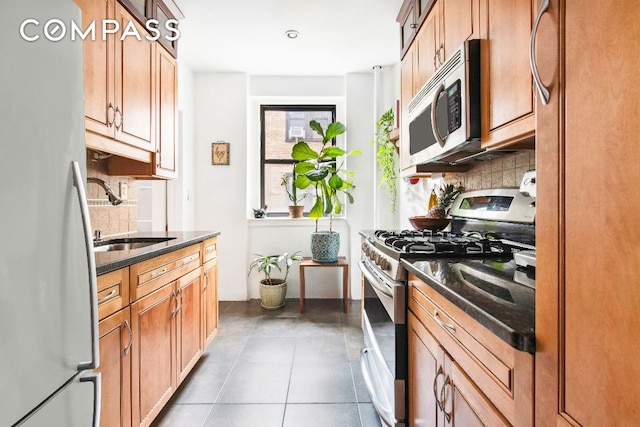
[259,279,287,310]
[310,231,340,263]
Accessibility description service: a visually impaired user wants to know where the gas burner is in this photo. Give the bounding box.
[373,229,512,257]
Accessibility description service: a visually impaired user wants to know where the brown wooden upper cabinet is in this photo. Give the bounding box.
[78,0,179,179]
[119,0,178,57]
[80,0,155,162]
[479,0,537,149]
[397,0,536,163]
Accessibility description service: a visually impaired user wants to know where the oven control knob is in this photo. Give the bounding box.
[379,258,389,270]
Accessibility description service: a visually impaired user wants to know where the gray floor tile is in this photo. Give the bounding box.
[200,335,248,364]
[282,403,362,427]
[151,403,212,427]
[294,334,349,363]
[172,362,234,404]
[251,316,300,337]
[216,362,292,404]
[203,403,285,427]
[238,336,296,364]
[216,315,258,337]
[358,403,383,427]
[288,362,356,403]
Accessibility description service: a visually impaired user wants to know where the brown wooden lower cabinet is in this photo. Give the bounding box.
[96,239,219,427]
[176,267,204,384]
[131,282,177,427]
[97,307,131,427]
[408,275,533,426]
[202,256,219,348]
[408,312,509,426]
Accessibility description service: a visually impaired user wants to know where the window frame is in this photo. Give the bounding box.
[260,104,337,217]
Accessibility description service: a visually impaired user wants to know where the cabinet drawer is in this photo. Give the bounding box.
[98,268,129,320]
[409,278,533,425]
[130,244,201,302]
[202,237,217,264]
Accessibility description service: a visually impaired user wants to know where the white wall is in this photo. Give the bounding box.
[193,72,249,301]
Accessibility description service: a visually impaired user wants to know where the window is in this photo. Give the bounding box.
[260,105,336,216]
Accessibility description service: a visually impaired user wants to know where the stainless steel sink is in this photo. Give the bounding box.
[93,237,176,252]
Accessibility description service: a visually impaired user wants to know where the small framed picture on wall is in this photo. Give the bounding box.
[211,142,230,165]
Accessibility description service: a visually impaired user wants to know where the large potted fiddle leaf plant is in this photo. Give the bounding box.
[291,120,360,262]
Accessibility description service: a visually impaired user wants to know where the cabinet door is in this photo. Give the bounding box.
[202,257,219,348]
[176,268,203,384]
[536,1,640,425]
[131,284,176,427]
[79,0,115,138]
[445,358,509,427]
[481,0,536,148]
[114,1,155,152]
[155,45,178,179]
[414,6,439,93]
[97,307,131,427]
[408,312,444,427]
[442,0,476,61]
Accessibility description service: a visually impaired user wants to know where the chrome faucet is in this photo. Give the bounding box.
[87,177,124,206]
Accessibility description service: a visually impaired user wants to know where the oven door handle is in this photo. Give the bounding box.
[359,260,394,299]
[361,347,395,427]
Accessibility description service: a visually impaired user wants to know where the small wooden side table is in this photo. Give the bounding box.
[299,256,349,313]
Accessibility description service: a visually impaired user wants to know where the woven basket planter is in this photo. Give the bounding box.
[259,279,287,310]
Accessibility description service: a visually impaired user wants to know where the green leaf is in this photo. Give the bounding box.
[345,191,354,204]
[294,174,311,189]
[309,120,324,139]
[324,122,346,142]
[328,173,344,190]
[321,146,346,158]
[295,162,315,174]
[291,141,318,161]
[309,197,323,219]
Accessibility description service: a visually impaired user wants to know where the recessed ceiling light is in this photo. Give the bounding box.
[285,30,299,39]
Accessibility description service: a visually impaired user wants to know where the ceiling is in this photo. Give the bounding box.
[175,0,403,75]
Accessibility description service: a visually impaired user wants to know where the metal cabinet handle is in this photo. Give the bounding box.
[206,245,216,253]
[440,374,452,423]
[123,320,133,356]
[433,365,445,412]
[203,271,208,290]
[114,106,122,130]
[182,255,195,265]
[72,161,100,371]
[171,291,181,317]
[529,0,550,105]
[151,267,168,278]
[434,310,456,333]
[107,102,115,128]
[98,289,117,304]
[79,372,102,427]
[430,83,447,147]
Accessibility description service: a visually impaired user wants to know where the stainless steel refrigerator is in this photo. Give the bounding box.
[0,0,101,425]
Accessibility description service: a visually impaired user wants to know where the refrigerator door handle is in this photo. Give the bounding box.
[71,161,100,371]
[80,372,102,427]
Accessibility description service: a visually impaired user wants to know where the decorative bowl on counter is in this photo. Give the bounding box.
[408,216,451,231]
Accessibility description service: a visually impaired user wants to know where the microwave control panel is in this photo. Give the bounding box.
[447,79,462,133]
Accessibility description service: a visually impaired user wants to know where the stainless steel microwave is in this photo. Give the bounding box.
[403,39,482,169]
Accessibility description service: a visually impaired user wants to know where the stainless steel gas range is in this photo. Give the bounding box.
[359,187,537,427]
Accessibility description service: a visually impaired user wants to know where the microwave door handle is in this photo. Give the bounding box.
[430,83,447,147]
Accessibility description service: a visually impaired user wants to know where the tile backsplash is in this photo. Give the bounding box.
[441,150,536,191]
[86,154,137,237]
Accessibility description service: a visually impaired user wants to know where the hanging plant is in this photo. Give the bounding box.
[373,108,398,212]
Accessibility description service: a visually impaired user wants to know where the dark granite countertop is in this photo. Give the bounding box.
[402,258,535,353]
[95,231,220,276]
